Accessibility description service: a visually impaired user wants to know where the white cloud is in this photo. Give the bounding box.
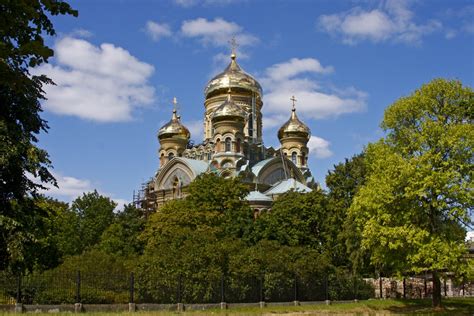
[265,58,334,80]
[70,28,93,38]
[175,0,240,7]
[181,17,258,48]
[34,37,155,122]
[38,172,93,200]
[36,172,129,209]
[183,119,204,142]
[308,136,333,158]
[145,21,172,41]
[261,57,367,127]
[317,0,441,45]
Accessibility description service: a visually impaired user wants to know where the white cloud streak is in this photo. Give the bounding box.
[317,0,441,45]
[261,57,367,128]
[181,17,258,48]
[145,21,172,41]
[308,136,333,158]
[34,37,155,122]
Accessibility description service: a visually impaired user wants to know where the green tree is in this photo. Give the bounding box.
[350,79,473,307]
[137,174,253,302]
[0,0,77,270]
[71,190,117,254]
[254,190,329,250]
[98,204,146,257]
[326,153,371,271]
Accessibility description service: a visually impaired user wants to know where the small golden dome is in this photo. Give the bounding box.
[204,54,262,97]
[212,91,246,121]
[158,109,190,140]
[278,106,310,140]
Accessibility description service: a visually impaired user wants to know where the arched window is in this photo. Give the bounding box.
[301,152,306,166]
[160,153,165,166]
[172,177,181,198]
[225,137,232,152]
[291,152,297,164]
[216,138,221,152]
[207,152,212,160]
[248,114,253,136]
[168,152,175,160]
[236,138,241,153]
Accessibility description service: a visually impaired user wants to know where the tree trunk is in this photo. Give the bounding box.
[432,270,442,308]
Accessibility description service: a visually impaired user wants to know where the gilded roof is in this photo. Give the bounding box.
[158,110,190,139]
[204,55,262,97]
[278,108,310,140]
[212,93,246,120]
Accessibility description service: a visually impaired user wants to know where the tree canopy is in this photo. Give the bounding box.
[350,78,473,306]
[0,0,77,271]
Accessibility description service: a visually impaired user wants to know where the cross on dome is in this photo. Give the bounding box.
[229,36,239,59]
[290,95,297,110]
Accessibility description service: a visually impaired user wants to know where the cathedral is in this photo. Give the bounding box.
[143,48,316,212]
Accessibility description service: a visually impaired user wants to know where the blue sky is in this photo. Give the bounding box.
[35,0,474,207]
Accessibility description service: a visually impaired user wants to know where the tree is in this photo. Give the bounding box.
[0,0,77,270]
[70,190,117,254]
[325,153,371,271]
[98,204,146,257]
[254,190,329,250]
[350,79,473,307]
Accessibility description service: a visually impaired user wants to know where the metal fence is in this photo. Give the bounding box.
[0,271,373,305]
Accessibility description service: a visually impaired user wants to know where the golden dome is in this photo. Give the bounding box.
[212,92,246,121]
[158,109,190,140]
[278,107,310,140]
[204,54,262,97]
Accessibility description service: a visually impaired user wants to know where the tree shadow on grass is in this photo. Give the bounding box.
[385,298,474,315]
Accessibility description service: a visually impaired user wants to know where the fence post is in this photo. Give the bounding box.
[379,276,383,299]
[177,275,184,312]
[293,274,299,305]
[424,274,427,298]
[353,274,358,301]
[74,271,82,313]
[129,272,136,312]
[259,275,265,308]
[443,278,447,297]
[220,274,227,310]
[14,274,23,313]
[403,278,406,299]
[325,274,330,305]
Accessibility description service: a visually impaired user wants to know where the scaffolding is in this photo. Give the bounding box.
[132,178,156,218]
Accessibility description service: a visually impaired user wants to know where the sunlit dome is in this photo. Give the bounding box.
[158,109,190,140]
[278,106,310,140]
[204,53,262,98]
[212,91,246,121]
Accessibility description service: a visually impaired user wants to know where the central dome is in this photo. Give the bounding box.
[204,54,262,97]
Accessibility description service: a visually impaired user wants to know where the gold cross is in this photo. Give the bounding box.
[229,36,238,56]
[172,97,178,112]
[290,95,297,109]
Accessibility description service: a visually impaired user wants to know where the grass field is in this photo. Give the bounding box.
[2,298,474,315]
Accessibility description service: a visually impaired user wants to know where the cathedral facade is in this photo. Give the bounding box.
[146,51,315,211]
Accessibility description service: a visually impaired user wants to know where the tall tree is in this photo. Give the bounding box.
[350,79,473,307]
[326,153,371,271]
[71,190,117,254]
[0,0,77,270]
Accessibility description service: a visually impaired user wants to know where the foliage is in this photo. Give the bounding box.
[349,78,474,306]
[0,0,77,271]
[98,204,146,257]
[70,190,116,254]
[325,153,371,272]
[254,190,329,250]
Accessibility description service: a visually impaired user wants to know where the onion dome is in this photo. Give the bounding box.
[158,108,190,140]
[204,53,262,97]
[278,105,310,140]
[212,91,246,121]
